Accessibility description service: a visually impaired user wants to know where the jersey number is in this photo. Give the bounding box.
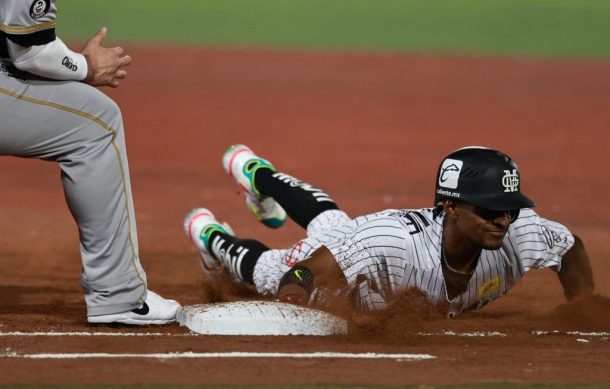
[402,211,430,235]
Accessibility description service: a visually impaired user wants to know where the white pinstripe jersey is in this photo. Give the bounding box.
[320,208,574,316]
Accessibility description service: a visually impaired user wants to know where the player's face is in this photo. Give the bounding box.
[456,203,518,250]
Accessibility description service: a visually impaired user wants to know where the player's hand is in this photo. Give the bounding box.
[277,266,314,306]
[81,27,132,88]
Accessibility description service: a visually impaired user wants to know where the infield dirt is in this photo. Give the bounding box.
[0,47,609,385]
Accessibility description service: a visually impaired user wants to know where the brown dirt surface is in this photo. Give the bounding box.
[1,46,610,385]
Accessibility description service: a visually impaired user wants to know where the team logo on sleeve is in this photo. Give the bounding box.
[29,0,51,19]
[541,226,570,248]
[438,159,463,189]
[62,56,78,72]
[282,241,304,267]
[541,226,555,248]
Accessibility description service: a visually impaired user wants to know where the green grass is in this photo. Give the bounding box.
[2,385,610,389]
[56,0,610,58]
[4,384,610,388]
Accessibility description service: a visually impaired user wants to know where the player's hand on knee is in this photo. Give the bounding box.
[82,27,132,88]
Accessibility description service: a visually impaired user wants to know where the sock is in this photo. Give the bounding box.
[207,231,268,284]
[254,168,339,229]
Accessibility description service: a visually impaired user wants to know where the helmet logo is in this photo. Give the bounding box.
[438,159,463,189]
[502,169,519,192]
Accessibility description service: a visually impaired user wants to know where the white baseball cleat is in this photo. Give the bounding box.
[184,207,233,274]
[222,144,287,228]
[87,290,181,325]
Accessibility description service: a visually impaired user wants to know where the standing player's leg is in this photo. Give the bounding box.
[222,144,340,229]
[0,75,179,324]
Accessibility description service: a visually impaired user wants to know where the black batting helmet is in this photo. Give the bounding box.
[433,147,535,211]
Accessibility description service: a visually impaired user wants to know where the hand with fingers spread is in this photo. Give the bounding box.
[81,27,132,87]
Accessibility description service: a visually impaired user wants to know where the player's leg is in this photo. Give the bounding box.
[184,208,322,297]
[223,144,340,229]
[0,74,179,324]
[184,208,269,285]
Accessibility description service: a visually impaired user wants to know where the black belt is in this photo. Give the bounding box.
[0,33,8,58]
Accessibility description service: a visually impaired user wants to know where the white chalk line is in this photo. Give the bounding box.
[417,331,506,337]
[0,351,435,361]
[532,331,610,337]
[1,330,608,338]
[0,331,196,337]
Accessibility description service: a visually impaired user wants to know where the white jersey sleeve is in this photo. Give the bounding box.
[505,208,574,272]
[7,37,88,80]
[1,0,87,80]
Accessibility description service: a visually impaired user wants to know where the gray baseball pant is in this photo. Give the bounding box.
[0,63,147,316]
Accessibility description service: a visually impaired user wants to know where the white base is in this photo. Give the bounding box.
[178,301,348,336]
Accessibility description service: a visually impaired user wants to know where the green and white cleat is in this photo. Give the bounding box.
[184,208,234,274]
[222,144,287,228]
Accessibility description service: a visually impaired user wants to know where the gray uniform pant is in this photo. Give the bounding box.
[0,64,147,316]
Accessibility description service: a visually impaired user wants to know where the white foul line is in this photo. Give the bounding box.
[0,351,435,361]
[2,331,608,338]
[0,331,195,337]
[417,331,506,337]
[532,331,610,337]
[1,330,505,338]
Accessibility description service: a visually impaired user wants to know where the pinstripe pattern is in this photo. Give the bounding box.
[334,208,574,316]
[255,208,575,317]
